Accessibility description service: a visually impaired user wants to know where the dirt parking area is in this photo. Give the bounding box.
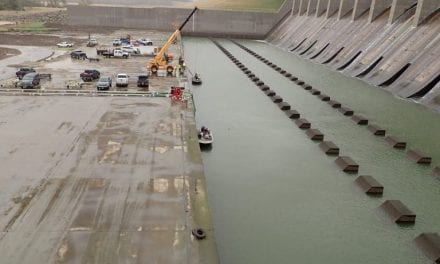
[0,47,20,60]
[0,27,185,93]
[0,9,186,91]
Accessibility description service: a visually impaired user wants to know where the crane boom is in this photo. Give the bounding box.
[147,7,198,74]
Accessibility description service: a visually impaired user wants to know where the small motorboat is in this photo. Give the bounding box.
[192,73,202,85]
[198,126,213,145]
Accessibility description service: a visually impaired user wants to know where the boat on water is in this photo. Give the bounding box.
[192,73,202,85]
[198,126,213,145]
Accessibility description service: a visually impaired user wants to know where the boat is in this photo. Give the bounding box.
[192,73,202,85]
[198,126,213,145]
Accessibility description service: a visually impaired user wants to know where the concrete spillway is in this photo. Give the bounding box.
[267,0,440,111]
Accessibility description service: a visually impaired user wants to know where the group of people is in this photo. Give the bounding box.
[199,126,211,139]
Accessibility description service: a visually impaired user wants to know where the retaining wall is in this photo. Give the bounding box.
[67,1,292,39]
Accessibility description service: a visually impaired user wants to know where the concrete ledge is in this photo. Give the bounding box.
[306,129,324,141]
[327,100,341,108]
[407,149,432,164]
[318,94,330,101]
[338,106,354,116]
[380,200,416,223]
[385,136,406,149]
[309,88,321,95]
[335,156,359,173]
[285,110,300,119]
[367,124,386,136]
[295,118,311,129]
[278,102,291,111]
[355,175,384,194]
[351,114,368,125]
[265,90,276,97]
[319,141,340,155]
[414,233,440,264]
[271,95,283,103]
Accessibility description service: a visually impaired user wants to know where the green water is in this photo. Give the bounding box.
[183,38,440,264]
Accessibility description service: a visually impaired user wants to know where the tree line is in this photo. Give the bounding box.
[0,0,67,10]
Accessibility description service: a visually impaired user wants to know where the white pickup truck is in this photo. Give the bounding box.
[116,73,129,87]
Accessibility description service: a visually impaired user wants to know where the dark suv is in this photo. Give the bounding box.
[70,50,87,60]
[96,77,112,91]
[80,69,100,82]
[137,75,149,88]
[19,73,40,89]
[16,67,35,80]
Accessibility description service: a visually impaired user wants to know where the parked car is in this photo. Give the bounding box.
[120,38,130,45]
[70,50,87,60]
[96,77,112,90]
[116,73,129,87]
[18,73,40,89]
[87,38,98,47]
[16,67,35,79]
[138,38,153,46]
[80,69,100,82]
[57,41,74,48]
[112,39,122,46]
[137,75,149,88]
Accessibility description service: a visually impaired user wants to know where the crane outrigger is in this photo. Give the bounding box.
[147,7,198,75]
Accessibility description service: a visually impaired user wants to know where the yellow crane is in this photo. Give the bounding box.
[147,7,198,75]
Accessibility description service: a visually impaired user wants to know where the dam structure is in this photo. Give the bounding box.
[43,1,440,263]
[268,0,440,111]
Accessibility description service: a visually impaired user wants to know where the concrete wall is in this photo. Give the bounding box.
[368,0,392,23]
[316,0,329,17]
[352,0,371,20]
[414,0,440,26]
[67,0,292,39]
[267,0,440,110]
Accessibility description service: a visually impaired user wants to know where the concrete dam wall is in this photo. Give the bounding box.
[267,0,440,111]
[67,1,292,39]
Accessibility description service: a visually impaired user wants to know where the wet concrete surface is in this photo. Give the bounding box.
[0,95,218,263]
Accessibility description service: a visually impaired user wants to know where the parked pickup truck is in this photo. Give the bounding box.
[16,67,35,79]
[116,73,129,87]
[97,47,129,59]
[80,69,100,82]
